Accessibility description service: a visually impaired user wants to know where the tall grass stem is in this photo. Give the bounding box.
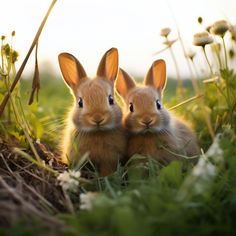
[202,46,214,76]
[0,0,58,117]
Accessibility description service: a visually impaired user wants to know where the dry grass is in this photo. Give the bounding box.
[0,136,70,231]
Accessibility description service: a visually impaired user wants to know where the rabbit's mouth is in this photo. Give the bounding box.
[140,126,157,134]
[80,123,117,132]
[94,124,108,131]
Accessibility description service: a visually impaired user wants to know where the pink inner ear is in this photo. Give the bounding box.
[97,48,118,81]
[58,53,87,90]
[116,69,136,98]
[105,49,118,82]
[151,60,166,91]
[63,58,80,86]
[106,59,118,82]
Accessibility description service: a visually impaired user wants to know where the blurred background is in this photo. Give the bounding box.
[0,0,236,79]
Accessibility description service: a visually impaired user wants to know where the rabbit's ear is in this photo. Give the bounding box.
[58,53,87,92]
[97,48,119,82]
[144,59,166,92]
[116,68,136,98]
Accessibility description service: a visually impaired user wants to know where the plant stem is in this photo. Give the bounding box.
[176,28,200,94]
[190,60,215,140]
[215,50,223,70]
[222,36,228,69]
[202,46,214,76]
[168,45,184,98]
[221,36,232,110]
[169,94,203,110]
[0,0,58,117]
[188,58,200,94]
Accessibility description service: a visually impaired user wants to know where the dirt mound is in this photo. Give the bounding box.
[0,138,70,230]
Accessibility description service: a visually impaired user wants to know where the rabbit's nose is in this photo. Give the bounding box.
[141,119,153,127]
[91,114,105,125]
[95,118,104,125]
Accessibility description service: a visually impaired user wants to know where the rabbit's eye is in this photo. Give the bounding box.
[108,95,114,105]
[78,97,83,108]
[129,103,134,112]
[156,99,162,110]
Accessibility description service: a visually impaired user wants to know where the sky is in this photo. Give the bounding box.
[0,0,236,79]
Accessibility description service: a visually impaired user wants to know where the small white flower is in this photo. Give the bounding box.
[177,153,218,200]
[80,192,98,210]
[160,27,171,37]
[192,158,216,178]
[205,134,223,163]
[193,31,213,47]
[57,170,81,192]
[211,20,229,36]
[192,157,216,194]
[36,139,41,144]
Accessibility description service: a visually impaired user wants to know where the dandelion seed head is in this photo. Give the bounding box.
[206,25,212,33]
[197,16,203,24]
[210,20,229,36]
[12,50,19,63]
[229,49,235,59]
[185,50,196,60]
[193,31,213,47]
[163,39,177,47]
[230,24,236,41]
[2,44,11,56]
[160,27,171,37]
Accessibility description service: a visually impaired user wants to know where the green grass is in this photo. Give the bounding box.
[2,72,234,236]
[21,75,72,117]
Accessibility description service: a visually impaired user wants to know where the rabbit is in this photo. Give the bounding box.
[58,48,126,176]
[115,59,200,165]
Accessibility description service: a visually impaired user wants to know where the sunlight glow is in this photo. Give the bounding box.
[0,0,236,78]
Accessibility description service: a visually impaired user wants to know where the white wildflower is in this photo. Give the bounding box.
[177,156,217,201]
[192,157,216,195]
[192,158,216,178]
[80,192,98,210]
[36,139,41,144]
[210,20,229,36]
[177,136,224,201]
[160,27,171,37]
[57,170,81,192]
[205,134,223,163]
[193,31,213,47]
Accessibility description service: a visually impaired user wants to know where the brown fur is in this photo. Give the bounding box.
[116,60,200,164]
[58,48,126,176]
